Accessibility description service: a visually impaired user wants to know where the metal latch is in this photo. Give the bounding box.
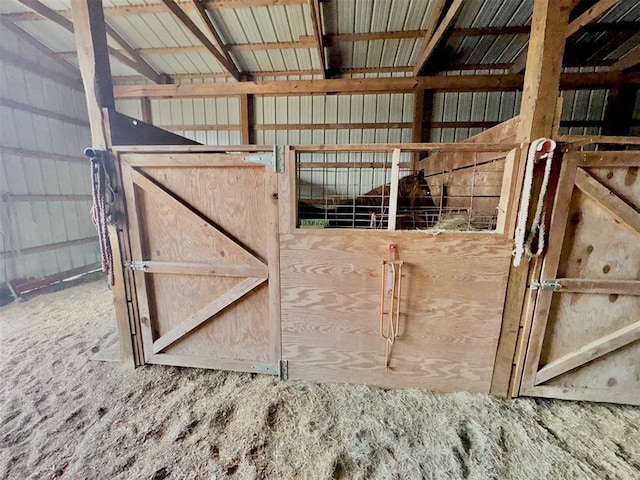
[124,261,147,271]
[252,360,288,380]
[531,279,562,291]
[243,145,285,172]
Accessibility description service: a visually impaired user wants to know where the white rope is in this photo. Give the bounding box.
[513,138,556,267]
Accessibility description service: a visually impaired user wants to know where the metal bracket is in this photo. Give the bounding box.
[242,145,285,173]
[124,261,147,271]
[244,153,273,167]
[252,360,288,380]
[531,279,562,291]
[278,360,288,381]
[274,145,285,173]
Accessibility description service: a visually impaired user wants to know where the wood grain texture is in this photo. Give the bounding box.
[152,277,267,354]
[574,168,640,236]
[552,278,640,295]
[568,151,640,168]
[520,158,640,404]
[120,154,279,370]
[519,156,580,391]
[529,342,640,406]
[141,261,268,278]
[122,153,255,167]
[280,232,512,392]
[535,320,640,384]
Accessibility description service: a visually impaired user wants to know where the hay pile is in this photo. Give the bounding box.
[1,281,639,479]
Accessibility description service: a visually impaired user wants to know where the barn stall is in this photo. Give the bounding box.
[99,107,640,404]
[3,0,635,407]
[108,114,523,392]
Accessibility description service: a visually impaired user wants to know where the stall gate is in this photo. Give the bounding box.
[518,150,640,405]
[118,151,282,376]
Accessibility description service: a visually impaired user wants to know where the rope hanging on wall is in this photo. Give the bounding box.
[380,244,403,368]
[86,148,116,287]
[513,138,557,267]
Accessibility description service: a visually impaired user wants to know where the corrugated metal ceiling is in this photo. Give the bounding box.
[1,0,638,145]
[1,0,638,76]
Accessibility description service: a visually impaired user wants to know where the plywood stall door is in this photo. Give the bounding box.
[520,151,640,405]
[118,153,280,373]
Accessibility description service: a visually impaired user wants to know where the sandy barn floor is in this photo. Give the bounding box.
[1,280,639,480]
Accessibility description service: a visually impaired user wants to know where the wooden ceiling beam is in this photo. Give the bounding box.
[160,0,242,80]
[612,43,640,71]
[189,0,238,72]
[566,0,621,37]
[1,0,307,21]
[110,58,619,85]
[0,17,81,74]
[413,0,465,76]
[104,24,171,83]
[112,71,640,98]
[511,0,621,74]
[14,0,167,84]
[55,36,320,59]
[309,0,326,78]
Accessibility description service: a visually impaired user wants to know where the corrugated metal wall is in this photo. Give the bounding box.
[0,25,99,291]
[117,85,629,146]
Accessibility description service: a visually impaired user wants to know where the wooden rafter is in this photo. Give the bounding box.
[15,0,167,84]
[510,0,621,74]
[189,0,238,73]
[612,43,640,71]
[112,70,640,98]
[309,0,326,78]
[566,0,621,37]
[160,0,242,81]
[55,36,317,59]
[110,57,621,84]
[0,17,80,74]
[104,24,171,84]
[2,1,307,21]
[413,0,465,76]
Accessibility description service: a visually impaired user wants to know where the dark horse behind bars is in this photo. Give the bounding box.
[298,171,442,229]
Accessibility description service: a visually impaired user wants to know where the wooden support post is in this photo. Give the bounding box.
[140,97,152,124]
[602,85,638,136]
[510,0,620,74]
[412,89,425,170]
[491,0,573,398]
[240,94,253,144]
[309,0,326,78]
[70,0,114,146]
[71,0,137,368]
[387,148,401,231]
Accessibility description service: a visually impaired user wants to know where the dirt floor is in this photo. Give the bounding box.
[1,280,639,480]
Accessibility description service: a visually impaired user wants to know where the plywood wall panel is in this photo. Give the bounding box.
[280,231,512,392]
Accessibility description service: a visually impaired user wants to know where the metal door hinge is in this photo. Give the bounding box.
[124,261,147,271]
[531,279,562,291]
[252,360,288,380]
[243,145,285,172]
[274,145,285,173]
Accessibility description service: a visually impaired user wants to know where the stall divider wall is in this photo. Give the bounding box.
[277,141,524,391]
